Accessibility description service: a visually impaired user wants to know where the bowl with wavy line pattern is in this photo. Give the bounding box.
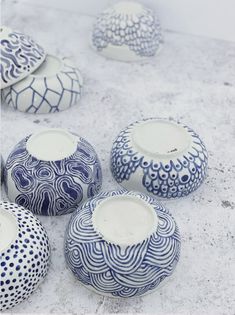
[0,26,46,89]
[4,128,102,216]
[64,190,180,298]
[111,118,208,199]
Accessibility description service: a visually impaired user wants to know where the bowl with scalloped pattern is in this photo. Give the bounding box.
[92,1,163,61]
[64,190,180,298]
[111,118,208,199]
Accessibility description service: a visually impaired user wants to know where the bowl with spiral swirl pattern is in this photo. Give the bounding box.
[110,118,208,199]
[64,190,181,298]
[0,26,46,89]
[91,1,163,62]
[0,201,50,311]
[4,128,102,216]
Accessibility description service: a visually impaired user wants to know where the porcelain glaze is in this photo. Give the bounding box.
[2,55,83,113]
[0,201,50,311]
[4,129,102,215]
[64,190,181,298]
[111,118,208,199]
[0,26,46,89]
[92,1,162,61]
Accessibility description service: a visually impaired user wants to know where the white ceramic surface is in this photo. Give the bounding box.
[0,201,50,311]
[4,128,102,215]
[2,55,83,113]
[111,118,208,199]
[92,1,162,62]
[0,26,46,89]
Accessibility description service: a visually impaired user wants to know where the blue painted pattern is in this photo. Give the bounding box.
[5,135,102,216]
[111,119,208,198]
[65,190,180,297]
[2,60,82,113]
[92,6,162,57]
[0,29,45,88]
[0,201,50,311]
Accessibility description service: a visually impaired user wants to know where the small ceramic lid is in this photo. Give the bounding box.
[4,128,102,215]
[111,118,208,199]
[0,26,46,89]
[2,54,83,113]
[92,1,162,61]
[65,190,180,297]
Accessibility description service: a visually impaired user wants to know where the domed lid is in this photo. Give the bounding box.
[0,26,46,89]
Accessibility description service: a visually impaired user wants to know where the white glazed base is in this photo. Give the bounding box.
[0,208,18,252]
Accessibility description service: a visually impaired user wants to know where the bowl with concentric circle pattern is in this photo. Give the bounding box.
[64,190,180,298]
[4,128,102,215]
[0,201,50,311]
[110,118,208,199]
[0,26,46,89]
[92,1,163,61]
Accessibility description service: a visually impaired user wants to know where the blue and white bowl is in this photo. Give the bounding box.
[1,155,4,183]
[2,55,83,114]
[4,128,102,215]
[92,1,162,62]
[111,118,208,199]
[0,201,50,311]
[65,190,181,298]
[0,26,46,89]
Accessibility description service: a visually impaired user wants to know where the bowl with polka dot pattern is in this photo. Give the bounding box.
[110,118,208,199]
[0,201,50,311]
[91,1,163,62]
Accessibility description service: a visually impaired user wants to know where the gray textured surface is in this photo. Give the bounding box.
[1,1,235,314]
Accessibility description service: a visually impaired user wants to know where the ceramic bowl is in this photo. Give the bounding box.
[0,26,46,89]
[65,190,181,298]
[0,201,50,311]
[1,155,4,183]
[111,118,208,199]
[92,1,162,61]
[4,128,102,215]
[2,55,83,113]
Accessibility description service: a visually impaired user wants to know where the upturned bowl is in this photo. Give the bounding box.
[92,1,162,62]
[0,201,50,311]
[111,118,208,199]
[2,55,83,114]
[4,128,102,215]
[0,26,46,89]
[64,190,181,298]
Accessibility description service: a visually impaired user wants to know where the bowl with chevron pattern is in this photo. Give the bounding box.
[64,190,181,298]
[0,26,46,89]
[111,118,208,199]
[4,128,102,215]
[92,1,163,62]
[2,55,83,113]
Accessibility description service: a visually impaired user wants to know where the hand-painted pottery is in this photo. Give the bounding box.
[0,26,46,89]
[111,118,208,199]
[2,55,83,114]
[4,129,102,215]
[65,190,181,298]
[92,1,162,62]
[0,201,50,311]
[1,155,4,183]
